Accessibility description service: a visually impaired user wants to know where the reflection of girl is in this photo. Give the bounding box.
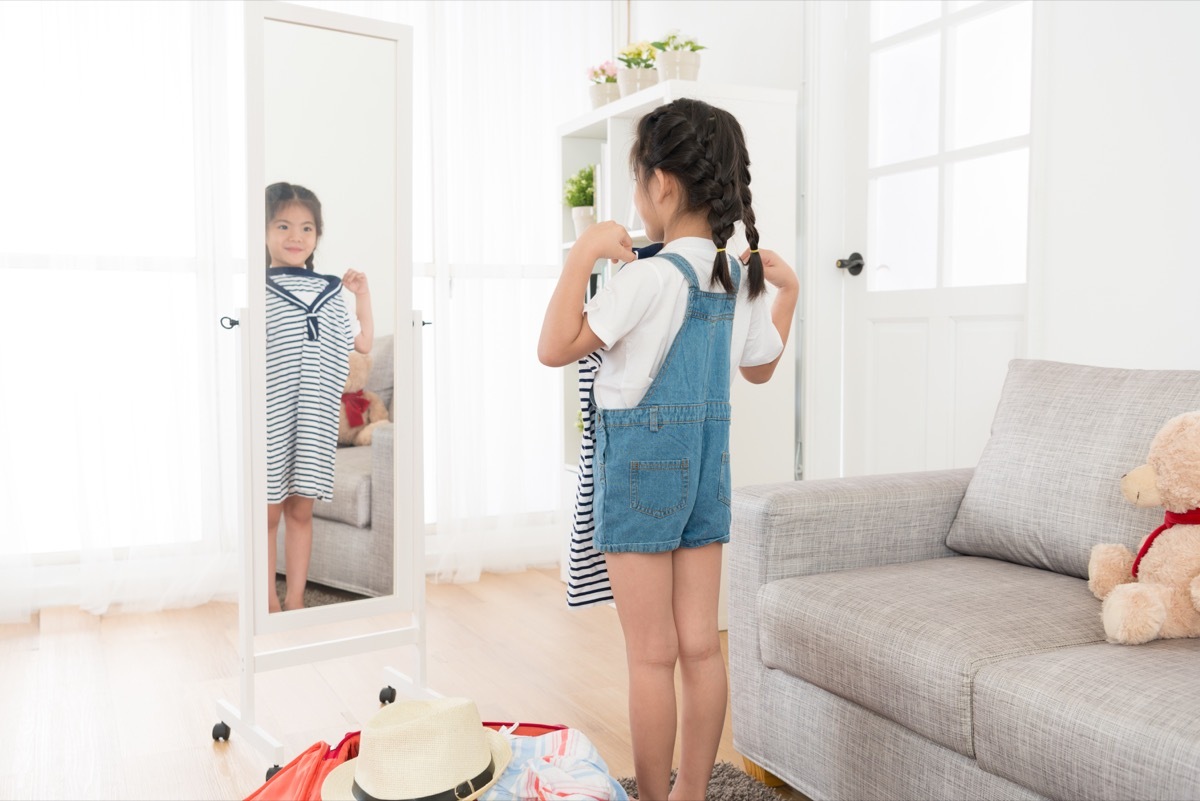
[538,99,798,801]
[264,182,373,613]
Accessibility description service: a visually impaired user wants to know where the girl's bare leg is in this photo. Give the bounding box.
[281,496,315,610]
[668,542,725,801]
[267,503,283,613]
[606,551,678,801]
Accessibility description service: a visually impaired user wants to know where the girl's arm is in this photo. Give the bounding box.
[739,248,799,385]
[538,221,636,367]
[343,269,374,354]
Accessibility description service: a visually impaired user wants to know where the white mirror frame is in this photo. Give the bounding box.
[243,0,416,639]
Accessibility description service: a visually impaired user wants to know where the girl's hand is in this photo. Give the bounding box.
[741,248,799,293]
[575,220,636,265]
[342,269,370,295]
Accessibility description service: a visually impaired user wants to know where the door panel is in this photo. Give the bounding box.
[841,0,1032,477]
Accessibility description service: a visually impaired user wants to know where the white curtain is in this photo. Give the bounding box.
[0,0,614,620]
[0,1,244,620]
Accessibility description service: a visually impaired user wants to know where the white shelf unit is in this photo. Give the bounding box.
[555,80,799,615]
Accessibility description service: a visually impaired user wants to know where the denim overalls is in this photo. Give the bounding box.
[593,251,740,553]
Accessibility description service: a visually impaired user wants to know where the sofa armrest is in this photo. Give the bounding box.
[371,422,395,541]
[731,468,973,588]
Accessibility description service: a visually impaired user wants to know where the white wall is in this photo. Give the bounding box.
[263,18,399,339]
[1029,0,1200,370]
[627,0,804,93]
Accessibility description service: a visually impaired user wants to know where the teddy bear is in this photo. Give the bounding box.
[1087,410,1200,644]
[338,350,389,446]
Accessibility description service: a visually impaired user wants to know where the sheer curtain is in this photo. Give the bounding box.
[0,1,244,620]
[292,0,613,581]
[0,0,613,620]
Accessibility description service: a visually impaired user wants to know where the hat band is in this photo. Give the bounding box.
[351,758,495,801]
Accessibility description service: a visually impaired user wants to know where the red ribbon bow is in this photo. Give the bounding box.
[342,390,371,428]
[1131,507,1200,577]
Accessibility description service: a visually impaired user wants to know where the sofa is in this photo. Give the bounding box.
[275,334,396,598]
[729,359,1200,801]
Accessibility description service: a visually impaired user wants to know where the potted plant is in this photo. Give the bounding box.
[653,32,705,81]
[587,61,619,109]
[616,41,658,97]
[564,165,596,238]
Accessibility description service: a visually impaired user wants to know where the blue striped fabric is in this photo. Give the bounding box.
[266,268,353,505]
[567,352,613,608]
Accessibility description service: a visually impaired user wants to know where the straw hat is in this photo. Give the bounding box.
[321,697,512,801]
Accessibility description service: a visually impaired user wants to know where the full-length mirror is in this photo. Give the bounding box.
[245,1,414,634]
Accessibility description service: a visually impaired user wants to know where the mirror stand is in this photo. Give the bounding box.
[213,1,428,775]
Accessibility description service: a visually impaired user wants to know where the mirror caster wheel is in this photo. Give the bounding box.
[379,685,397,704]
[266,765,282,781]
[212,721,232,742]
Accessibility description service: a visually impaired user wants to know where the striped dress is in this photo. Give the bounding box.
[566,351,613,608]
[266,267,353,504]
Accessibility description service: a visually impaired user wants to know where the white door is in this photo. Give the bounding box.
[820,0,1035,477]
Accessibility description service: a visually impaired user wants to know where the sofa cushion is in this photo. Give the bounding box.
[314,444,372,527]
[947,360,1200,578]
[757,556,1103,758]
[974,640,1200,801]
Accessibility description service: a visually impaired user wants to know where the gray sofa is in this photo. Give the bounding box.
[275,335,396,597]
[730,359,1200,801]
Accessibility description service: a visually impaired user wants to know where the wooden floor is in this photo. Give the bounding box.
[0,567,802,800]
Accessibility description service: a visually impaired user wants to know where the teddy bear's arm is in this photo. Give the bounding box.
[1088,542,1137,600]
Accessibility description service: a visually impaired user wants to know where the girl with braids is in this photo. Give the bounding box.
[538,98,799,800]
[264,182,374,613]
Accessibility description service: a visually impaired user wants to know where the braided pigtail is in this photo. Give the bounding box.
[704,125,741,294]
[737,163,767,300]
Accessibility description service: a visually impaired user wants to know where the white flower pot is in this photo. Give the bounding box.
[571,206,596,239]
[616,67,659,98]
[656,50,701,81]
[588,82,620,109]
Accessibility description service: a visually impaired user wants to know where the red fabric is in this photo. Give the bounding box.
[1131,508,1200,577]
[243,732,359,801]
[342,390,370,428]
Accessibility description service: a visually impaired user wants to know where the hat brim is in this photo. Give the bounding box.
[321,727,513,801]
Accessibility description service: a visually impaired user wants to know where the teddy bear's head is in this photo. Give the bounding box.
[343,351,373,394]
[1121,411,1200,513]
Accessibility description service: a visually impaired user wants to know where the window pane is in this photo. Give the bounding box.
[950,2,1032,149]
[948,149,1028,287]
[872,0,941,41]
[0,1,195,258]
[869,168,939,291]
[872,34,941,166]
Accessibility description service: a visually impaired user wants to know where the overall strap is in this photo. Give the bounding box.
[656,251,742,295]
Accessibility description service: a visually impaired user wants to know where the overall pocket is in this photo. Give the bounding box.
[630,459,689,519]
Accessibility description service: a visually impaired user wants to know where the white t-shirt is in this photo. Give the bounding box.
[583,237,783,409]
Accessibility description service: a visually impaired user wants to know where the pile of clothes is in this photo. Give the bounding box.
[244,696,629,801]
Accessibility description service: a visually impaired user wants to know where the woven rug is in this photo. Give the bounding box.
[618,761,785,801]
[274,576,367,609]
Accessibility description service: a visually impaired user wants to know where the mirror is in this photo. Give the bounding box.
[246,1,414,633]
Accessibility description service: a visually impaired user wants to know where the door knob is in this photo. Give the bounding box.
[837,253,864,277]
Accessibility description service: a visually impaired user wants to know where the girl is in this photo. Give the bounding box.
[264,182,374,613]
[538,98,799,801]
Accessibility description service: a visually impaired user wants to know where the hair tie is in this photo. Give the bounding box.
[750,249,760,254]
[716,248,726,253]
